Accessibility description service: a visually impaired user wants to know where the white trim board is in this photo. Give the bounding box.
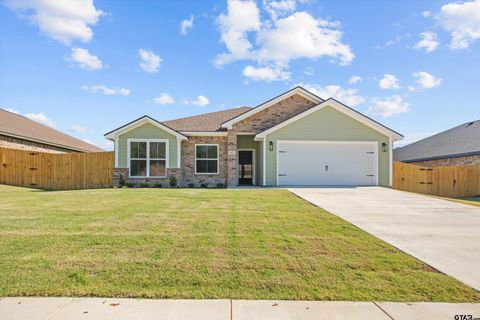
[221,87,323,129]
[180,131,227,137]
[254,99,403,141]
[105,116,187,141]
[127,138,170,178]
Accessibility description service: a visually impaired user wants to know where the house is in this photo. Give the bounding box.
[105,87,403,187]
[0,108,103,153]
[394,120,480,166]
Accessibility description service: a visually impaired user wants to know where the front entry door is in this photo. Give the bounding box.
[238,150,253,186]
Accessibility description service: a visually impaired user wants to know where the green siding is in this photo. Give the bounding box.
[237,135,263,186]
[265,106,390,186]
[237,135,256,149]
[117,122,178,168]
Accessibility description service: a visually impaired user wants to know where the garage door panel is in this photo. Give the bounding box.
[277,141,376,186]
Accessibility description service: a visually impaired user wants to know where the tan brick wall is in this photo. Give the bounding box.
[114,167,181,187]
[0,134,79,153]
[411,155,480,167]
[181,136,228,187]
[233,94,317,133]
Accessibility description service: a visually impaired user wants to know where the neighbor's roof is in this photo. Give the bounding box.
[394,120,480,162]
[162,106,252,132]
[0,108,103,152]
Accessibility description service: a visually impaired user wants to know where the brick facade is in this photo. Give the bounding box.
[113,167,181,187]
[181,136,228,187]
[113,93,318,188]
[0,134,79,153]
[233,94,317,133]
[411,154,480,167]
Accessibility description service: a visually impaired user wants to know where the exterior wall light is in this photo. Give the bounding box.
[382,142,388,152]
[269,141,274,151]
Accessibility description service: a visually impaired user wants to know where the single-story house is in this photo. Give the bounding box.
[0,108,103,153]
[105,87,403,187]
[394,120,480,166]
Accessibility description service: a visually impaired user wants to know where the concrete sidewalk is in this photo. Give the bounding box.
[1,298,479,320]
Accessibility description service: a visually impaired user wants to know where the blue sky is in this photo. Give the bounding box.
[1,0,479,150]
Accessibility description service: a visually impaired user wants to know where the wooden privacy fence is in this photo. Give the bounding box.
[0,147,114,190]
[393,161,480,197]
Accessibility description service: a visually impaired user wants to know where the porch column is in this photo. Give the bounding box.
[227,131,237,187]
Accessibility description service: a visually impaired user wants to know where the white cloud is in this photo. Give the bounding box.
[413,31,439,52]
[348,75,362,84]
[242,65,290,81]
[180,15,194,35]
[70,48,102,70]
[4,0,104,45]
[304,67,314,76]
[215,0,261,66]
[264,0,296,20]
[366,95,410,118]
[422,11,432,18]
[256,12,354,66]
[413,71,442,89]
[81,85,130,96]
[214,0,353,75]
[376,35,402,49]
[152,93,175,105]
[297,83,365,107]
[70,124,89,134]
[138,49,161,73]
[408,85,416,92]
[394,132,436,148]
[439,0,480,49]
[185,95,210,107]
[24,112,56,127]
[379,74,400,90]
[4,108,20,114]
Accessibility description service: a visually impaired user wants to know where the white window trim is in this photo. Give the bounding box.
[195,144,219,175]
[237,149,255,186]
[127,138,169,178]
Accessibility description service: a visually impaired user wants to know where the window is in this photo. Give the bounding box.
[129,140,168,177]
[195,144,218,174]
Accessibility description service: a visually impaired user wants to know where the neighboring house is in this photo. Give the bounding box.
[394,120,480,166]
[0,108,103,153]
[105,87,403,187]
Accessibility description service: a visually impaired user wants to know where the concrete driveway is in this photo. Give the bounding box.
[289,187,480,291]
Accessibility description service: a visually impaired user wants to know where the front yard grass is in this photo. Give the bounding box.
[0,185,478,302]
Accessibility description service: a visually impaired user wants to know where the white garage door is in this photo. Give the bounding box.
[277,141,377,186]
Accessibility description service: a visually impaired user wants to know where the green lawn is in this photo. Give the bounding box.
[432,195,480,207]
[0,185,478,302]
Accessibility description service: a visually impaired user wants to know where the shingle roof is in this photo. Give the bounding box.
[0,109,103,152]
[394,120,480,162]
[162,106,252,132]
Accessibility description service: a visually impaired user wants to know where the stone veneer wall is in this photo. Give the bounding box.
[410,154,480,167]
[181,136,228,187]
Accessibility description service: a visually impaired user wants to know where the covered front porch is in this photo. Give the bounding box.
[234,134,263,186]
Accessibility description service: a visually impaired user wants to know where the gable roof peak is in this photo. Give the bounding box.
[221,86,324,129]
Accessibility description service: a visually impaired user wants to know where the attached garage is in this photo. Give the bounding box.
[277,141,377,186]
[254,99,403,187]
